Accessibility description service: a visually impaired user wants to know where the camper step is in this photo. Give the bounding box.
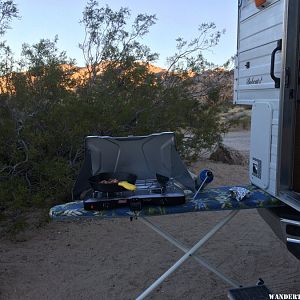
[228,285,271,300]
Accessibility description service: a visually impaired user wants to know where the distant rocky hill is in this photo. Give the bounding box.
[0,62,168,93]
[0,63,235,108]
[192,68,234,104]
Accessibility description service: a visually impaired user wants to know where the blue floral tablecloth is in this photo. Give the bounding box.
[49,185,284,219]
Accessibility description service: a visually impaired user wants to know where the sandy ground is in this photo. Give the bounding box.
[1,131,300,300]
[222,131,251,157]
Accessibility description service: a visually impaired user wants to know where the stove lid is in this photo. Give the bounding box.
[73,132,195,198]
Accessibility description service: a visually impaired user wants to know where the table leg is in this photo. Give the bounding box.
[136,210,239,300]
[139,215,241,289]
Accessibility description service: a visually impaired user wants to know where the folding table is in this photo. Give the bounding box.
[50,184,283,299]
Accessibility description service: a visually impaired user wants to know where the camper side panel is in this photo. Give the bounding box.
[234,0,283,105]
[234,0,285,195]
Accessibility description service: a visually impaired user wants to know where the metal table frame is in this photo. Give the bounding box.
[136,210,241,300]
[49,183,282,298]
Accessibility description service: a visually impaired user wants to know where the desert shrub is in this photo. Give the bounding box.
[0,1,231,217]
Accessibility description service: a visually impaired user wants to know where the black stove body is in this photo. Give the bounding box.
[83,179,186,211]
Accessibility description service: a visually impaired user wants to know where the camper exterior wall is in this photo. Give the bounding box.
[236,0,300,261]
[234,0,284,196]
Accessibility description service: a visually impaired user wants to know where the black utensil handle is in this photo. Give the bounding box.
[270,39,282,88]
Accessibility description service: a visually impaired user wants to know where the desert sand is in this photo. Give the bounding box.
[1,132,300,300]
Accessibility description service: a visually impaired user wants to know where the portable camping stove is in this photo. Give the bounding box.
[83,178,186,211]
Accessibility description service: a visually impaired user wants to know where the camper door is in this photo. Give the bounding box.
[278,0,300,210]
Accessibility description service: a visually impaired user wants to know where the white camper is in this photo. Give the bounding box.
[235,0,300,209]
[235,0,300,259]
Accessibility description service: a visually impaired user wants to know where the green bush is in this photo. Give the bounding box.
[0,1,231,221]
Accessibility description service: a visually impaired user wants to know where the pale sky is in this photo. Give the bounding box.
[4,0,238,68]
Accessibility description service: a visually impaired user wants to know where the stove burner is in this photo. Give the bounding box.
[84,178,186,211]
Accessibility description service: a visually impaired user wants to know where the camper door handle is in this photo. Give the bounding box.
[270,39,282,88]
